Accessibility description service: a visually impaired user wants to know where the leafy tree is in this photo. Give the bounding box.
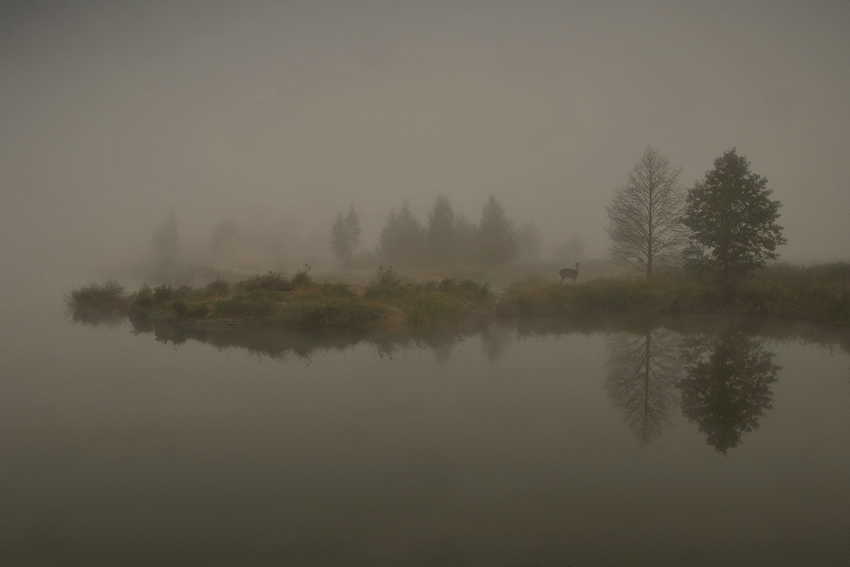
[152,208,179,269]
[331,206,361,264]
[426,195,457,265]
[477,195,518,266]
[378,200,425,266]
[679,330,780,455]
[683,148,786,281]
[607,147,686,279]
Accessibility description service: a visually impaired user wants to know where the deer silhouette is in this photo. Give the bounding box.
[559,262,579,284]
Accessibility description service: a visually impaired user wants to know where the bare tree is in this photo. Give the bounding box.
[606,147,686,279]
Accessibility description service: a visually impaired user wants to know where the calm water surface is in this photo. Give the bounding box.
[2,289,849,566]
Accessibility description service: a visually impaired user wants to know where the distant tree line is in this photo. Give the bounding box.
[607,146,786,283]
[332,195,535,268]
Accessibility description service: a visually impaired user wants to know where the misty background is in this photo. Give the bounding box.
[2,1,849,296]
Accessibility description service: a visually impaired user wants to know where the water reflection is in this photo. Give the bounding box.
[70,303,847,456]
[679,330,781,455]
[125,313,478,363]
[605,328,681,445]
[480,323,514,361]
[65,303,126,329]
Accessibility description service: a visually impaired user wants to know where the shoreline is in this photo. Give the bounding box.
[66,264,850,333]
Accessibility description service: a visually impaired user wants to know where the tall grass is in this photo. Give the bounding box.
[499,263,850,326]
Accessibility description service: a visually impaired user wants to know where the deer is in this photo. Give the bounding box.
[559,262,579,284]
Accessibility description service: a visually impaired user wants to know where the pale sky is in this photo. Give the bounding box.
[2,0,849,282]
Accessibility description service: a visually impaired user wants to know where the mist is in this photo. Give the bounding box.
[2,0,850,294]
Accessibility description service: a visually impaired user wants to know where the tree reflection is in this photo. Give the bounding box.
[679,330,781,455]
[605,328,681,445]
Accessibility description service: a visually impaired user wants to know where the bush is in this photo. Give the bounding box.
[374,266,401,287]
[153,284,173,303]
[172,300,187,317]
[238,271,293,292]
[133,284,155,308]
[186,302,210,319]
[292,265,313,288]
[457,279,491,302]
[66,280,128,326]
[67,280,127,311]
[205,278,230,297]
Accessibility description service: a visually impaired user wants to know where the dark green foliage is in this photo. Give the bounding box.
[478,195,518,266]
[331,206,361,264]
[683,149,786,281]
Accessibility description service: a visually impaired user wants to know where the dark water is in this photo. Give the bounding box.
[2,294,850,566]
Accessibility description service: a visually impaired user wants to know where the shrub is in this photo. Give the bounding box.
[457,279,491,301]
[205,278,230,297]
[153,284,173,303]
[238,271,293,292]
[66,280,128,326]
[374,266,401,287]
[292,265,313,288]
[172,300,187,317]
[186,302,210,319]
[67,280,127,311]
[133,284,155,308]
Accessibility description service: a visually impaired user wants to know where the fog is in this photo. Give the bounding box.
[2,1,850,292]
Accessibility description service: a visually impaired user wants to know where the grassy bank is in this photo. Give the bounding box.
[67,268,493,331]
[498,263,850,326]
[67,263,850,331]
